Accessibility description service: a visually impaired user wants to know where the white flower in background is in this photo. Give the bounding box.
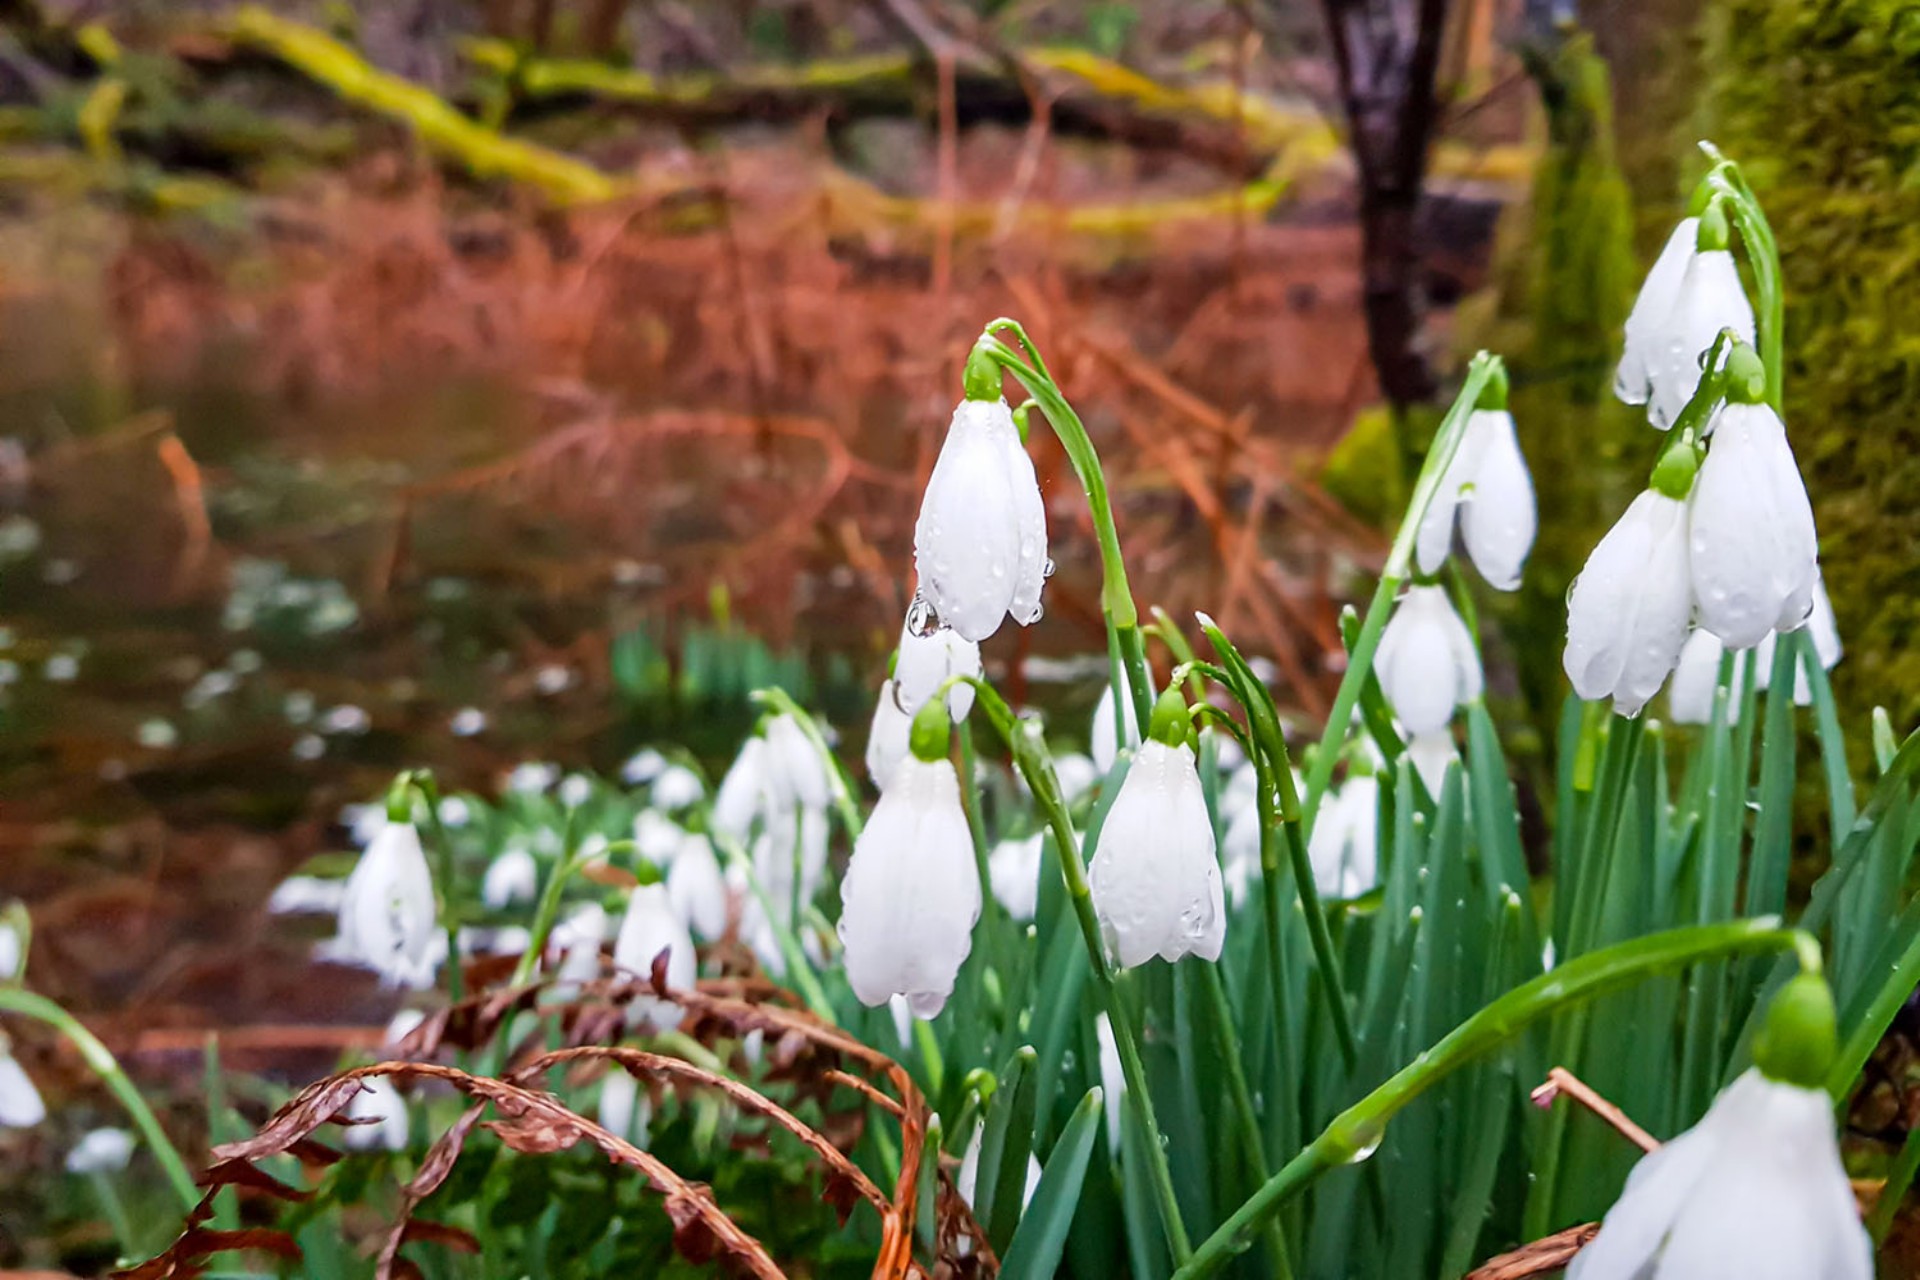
[894,622,982,720]
[506,762,558,795]
[271,873,347,916]
[340,803,386,847]
[864,680,913,786]
[382,1008,427,1052]
[66,1127,135,1175]
[957,1119,1042,1211]
[622,748,668,786]
[1416,408,1537,590]
[1669,629,1747,725]
[1568,1071,1866,1280]
[1095,1014,1125,1151]
[633,809,685,867]
[436,797,471,828]
[0,914,19,981]
[0,1046,45,1127]
[482,847,539,910]
[598,1069,651,1147]
[1090,682,1140,774]
[650,765,704,811]
[1407,733,1458,799]
[1209,730,1247,773]
[1616,216,1700,407]
[1689,400,1818,650]
[558,773,593,809]
[1222,797,1262,908]
[335,821,438,989]
[1089,696,1225,968]
[667,832,729,942]
[341,1076,409,1152]
[754,804,831,926]
[1307,775,1379,900]
[448,706,487,738]
[1755,576,1843,705]
[912,396,1048,643]
[613,884,696,1034]
[712,737,771,846]
[1564,490,1694,717]
[1647,235,1756,430]
[1053,752,1099,805]
[765,713,833,813]
[550,903,607,991]
[988,833,1045,922]
[1375,586,1482,735]
[837,716,981,1017]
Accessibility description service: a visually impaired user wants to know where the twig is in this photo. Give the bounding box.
[1530,1065,1661,1154]
[1466,1223,1599,1279]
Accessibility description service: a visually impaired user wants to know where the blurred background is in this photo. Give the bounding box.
[0,0,1913,1264]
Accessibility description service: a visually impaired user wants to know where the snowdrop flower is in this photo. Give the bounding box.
[66,1127,134,1175]
[1570,974,1867,1280]
[893,618,982,720]
[551,903,607,991]
[837,701,981,1017]
[1090,682,1140,774]
[1669,629,1747,725]
[1647,209,1756,430]
[1755,576,1842,705]
[622,748,668,786]
[335,821,438,988]
[436,796,471,828]
[650,764,704,811]
[1416,405,1536,590]
[558,773,594,809]
[764,713,833,813]
[865,680,913,786]
[1689,365,1819,650]
[912,391,1047,644]
[382,1008,427,1052]
[712,738,770,844]
[342,1076,409,1152]
[1222,799,1262,908]
[1564,488,1694,717]
[1616,216,1700,407]
[1375,586,1482,735]
[613,884,696,1033]
[1307,775,1379,899]
[482,847,538,910]
[666,832,729,941]
[0,1044,44,1127]
[957,1119,1042,1211]
[1407,733,1458,799]
[633,809,685,867]
[754,804,831,925]
[988,833,1045,922]
[1089,692,1226,968]
[1053,752,1099,805]
[505,762,558,795]
[598,1069,651,1146]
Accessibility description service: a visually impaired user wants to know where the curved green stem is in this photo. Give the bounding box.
[1697,145,1784,414]
[959,675,1194,1263]
[1172,920,1814,1279]
[0,988,199,1211]
[1300,354,1503,834]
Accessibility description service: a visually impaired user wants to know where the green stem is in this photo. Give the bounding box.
[1300,354,1503,833]
[509,809,583,990]
[1697,146,1784,414]
[1172,920,1814,1279]
[960,676,1194,1263]
[0,988,199,1211]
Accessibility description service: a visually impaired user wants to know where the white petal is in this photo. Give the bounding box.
[633,809,685,866]
[482,847,539,910]
[1805,576,1842,671]
[597,1069,651,1145]
[1648,250,1755,430]
[836,756,981,1015]
[1090,683,1140,774]
[913,399,1048,642]
[988,833,1045,922]
[1377,587,1477,734]
[342,1077,409,1152]
[1407,733,1456,799]
[894,623,982,721]
[1088,740,1224,967]
[337,822,438,988]
[66,1127,135,1174]
[1616,218,1700,406]
[764,714,832,813]
[667,833,730,941]
[613,884,696,1032]
[1416,407,1497,576]
[1459,409,1536,591]
[650,765,705,810]
[1095,1014,1125,1151]
[865,681,913,786]
[0,1052,45,1127]
[712,738,770,845]
[1690,403,1818,650]
[1667,629,1741,726]
[1566,1105,1725,1279]
[1564,492,1692,716]
[1053,752,1099,804]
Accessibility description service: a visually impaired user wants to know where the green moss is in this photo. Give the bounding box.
[1319,402,1409,527]
[1702,0,1920,729]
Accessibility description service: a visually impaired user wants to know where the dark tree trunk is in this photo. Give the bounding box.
[1316,0,1454,407]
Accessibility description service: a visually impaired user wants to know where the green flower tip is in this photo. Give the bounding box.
[962,336,1002,402]
[1722,342,1767,405]
[908,697,954,763]
[1753,972,1838,1090]
[384,774,415,824]
[1648,436,1701,501]
[1147,687,1191,748]
[1695,200,1732,253]
[1476,359,1509,411]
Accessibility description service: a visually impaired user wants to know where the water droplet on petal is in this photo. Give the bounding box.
[906,595,942,638]
[1042,558,1057,579]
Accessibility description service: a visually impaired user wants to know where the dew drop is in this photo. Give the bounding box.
[1042,557,1057,579]
[906,595,942,638]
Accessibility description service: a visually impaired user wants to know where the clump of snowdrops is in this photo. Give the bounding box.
[4,143,1919,1280]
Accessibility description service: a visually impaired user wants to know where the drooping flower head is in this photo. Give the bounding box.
[0,1037,44,1128]
[666,831,729,942]
[613,883,696,1033]
[912,376,1048,643]
[867,618,982,785]
[1646,206,1756,430]
[1307,773,1380,900]
[335,818,438,989]
[1564,483,1695,718]
[1616,216,1701,408]
[1376,585,1482,735]
[1416,374,1536,590]
[988,832,1045,922]
[1089,690,1226,968]
[838,698,982,1016]
[482,846,538,910]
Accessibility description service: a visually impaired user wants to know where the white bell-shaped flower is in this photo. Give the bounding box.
[1090,681,1140,774]
[712,737,771,846]
[1564,489,1694,717]
[0,1046,44,1127]
[1053,752,1100,804]
[335,820,438,988]
[622,747,669,786]
[1668,628,1747,725]
[666,832,729,942]
[988,832,1045,922]
[1375,586,1482,735]
[550,902,608,991]
[1647,216,1755,430]
[650,765,704,811]
[894,620,981,720]
[1415,407,1536,590]
[1690,397,1818,650]
[754,804,830,926]
[633,809,685,867]
[341,1076,410,1152]
[482,847,538,910]
[613,884,696,1033]
[1570,975,1868,1280]
[66,1127,135,1175]
[1307,775,1378,900]
[912,396,1048,643]
[837,702,981,1017]
[1088,693,1226,968]
[764,713,833,813]
[865,680,913,786]
[1616,216,1701,407]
